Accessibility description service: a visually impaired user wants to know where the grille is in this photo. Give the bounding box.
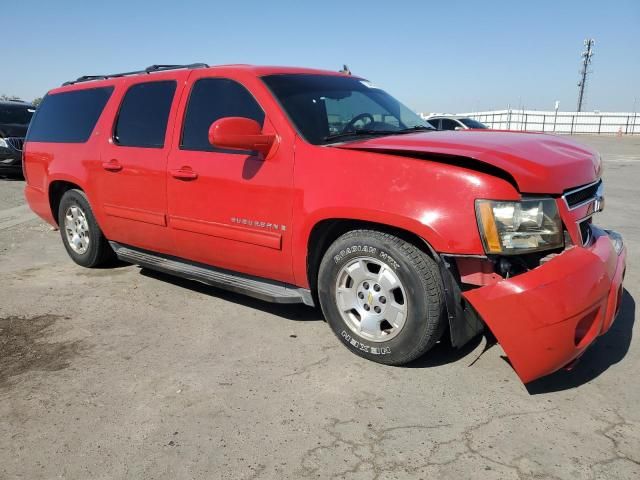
[5,137,24,151]
[564,180,602,208]
[579,219,592,246]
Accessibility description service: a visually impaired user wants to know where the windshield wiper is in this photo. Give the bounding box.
[323,129,400,143]
[323,125,435,144]
[394,125,435,133]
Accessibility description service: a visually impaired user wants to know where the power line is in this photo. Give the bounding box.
[577,38,595,112]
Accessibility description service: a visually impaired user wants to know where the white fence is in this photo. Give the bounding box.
[457,109,639,135]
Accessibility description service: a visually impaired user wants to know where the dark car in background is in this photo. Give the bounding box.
[0,100,36,175]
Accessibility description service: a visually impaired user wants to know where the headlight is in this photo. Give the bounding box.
[475,198,563,254]
[0,138,7,148]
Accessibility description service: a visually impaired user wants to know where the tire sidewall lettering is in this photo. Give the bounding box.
[333,243,401,272]
[340,330,392,355]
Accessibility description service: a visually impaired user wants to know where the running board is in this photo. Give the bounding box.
[110,242,314,307]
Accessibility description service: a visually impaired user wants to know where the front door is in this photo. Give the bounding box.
[166,73,295,283]
[95,74,186,254]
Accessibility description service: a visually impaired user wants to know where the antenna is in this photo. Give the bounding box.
[576,38,595,112]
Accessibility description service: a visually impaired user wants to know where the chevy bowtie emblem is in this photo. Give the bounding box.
[367,292,374,305]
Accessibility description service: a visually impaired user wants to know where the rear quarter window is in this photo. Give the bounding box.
[27,87,114,143]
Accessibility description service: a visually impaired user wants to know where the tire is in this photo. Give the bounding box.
[58,189,114,267]
[318,230,446,365]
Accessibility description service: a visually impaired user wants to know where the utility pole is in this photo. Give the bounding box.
[576,38,595,112]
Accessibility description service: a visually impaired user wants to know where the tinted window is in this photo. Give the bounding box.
[27,87,113,143]
[440,119,460,130]
[181,78,264,152]
[427,119,440,129]
[114,81,176,148]
[0,104,35,125]
[459,118,488,129]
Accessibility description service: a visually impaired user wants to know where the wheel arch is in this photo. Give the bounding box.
[304,217,484,348]
[305,218,440,300]
[48,179,84,225]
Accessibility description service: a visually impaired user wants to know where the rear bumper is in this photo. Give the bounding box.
[464,227,626,383]
[24,184,57,226]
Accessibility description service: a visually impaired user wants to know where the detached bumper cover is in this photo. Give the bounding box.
[464,228,626,383]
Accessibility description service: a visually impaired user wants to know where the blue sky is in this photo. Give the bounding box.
[4,0,639,113]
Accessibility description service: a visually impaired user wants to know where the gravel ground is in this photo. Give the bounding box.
[0,135,639,479]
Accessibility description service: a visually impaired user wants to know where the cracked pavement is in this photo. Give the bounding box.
[1,136,639,479]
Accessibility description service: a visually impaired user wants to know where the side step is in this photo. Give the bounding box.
[110,242,315,307]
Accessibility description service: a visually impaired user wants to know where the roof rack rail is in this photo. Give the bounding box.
[62,63,209,86]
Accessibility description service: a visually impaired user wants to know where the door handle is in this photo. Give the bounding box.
[102,160,123,172]
[170,168,198,180]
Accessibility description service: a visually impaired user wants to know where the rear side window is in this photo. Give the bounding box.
[114,81,177,148]
[27,87,113,143]
[181,78,264,152]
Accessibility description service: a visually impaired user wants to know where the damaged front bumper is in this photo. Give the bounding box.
[463,227,627,383]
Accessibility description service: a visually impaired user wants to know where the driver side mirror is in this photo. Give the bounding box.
[454,126,463,131]
[208,117,275,157]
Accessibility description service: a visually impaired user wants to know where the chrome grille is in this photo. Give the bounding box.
[5,137,24,151]
[563,180,602,209]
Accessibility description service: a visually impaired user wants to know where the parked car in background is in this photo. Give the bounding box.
[0,100,35,175]
[427,115,488,131]
[23,64,625,384]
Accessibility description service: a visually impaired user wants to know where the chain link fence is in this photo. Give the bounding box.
[457,110,639,135]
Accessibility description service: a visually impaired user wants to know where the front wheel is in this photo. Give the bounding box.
[318,230,447,365]
[58,189,115,268]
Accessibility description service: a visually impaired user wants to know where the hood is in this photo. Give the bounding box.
[334,130,601,193]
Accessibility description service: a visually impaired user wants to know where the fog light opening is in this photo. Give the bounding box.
[574,309,599,347]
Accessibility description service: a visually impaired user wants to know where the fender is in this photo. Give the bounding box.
[46,172,110,231]
[294,211,485,348]
[293,207,451,290]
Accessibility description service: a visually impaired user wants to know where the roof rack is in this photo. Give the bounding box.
[62,63,209,86]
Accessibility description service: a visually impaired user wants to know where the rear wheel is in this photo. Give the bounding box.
[318,229,446,365]
[58,189,114,267]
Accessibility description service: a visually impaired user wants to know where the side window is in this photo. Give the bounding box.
[114,81,176,148]
[26,87,113,143]
[440,119,459,130]
[181,78,265,152]
[427,119,440,130]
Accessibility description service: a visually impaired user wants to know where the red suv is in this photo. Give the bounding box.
[24,63,626,383]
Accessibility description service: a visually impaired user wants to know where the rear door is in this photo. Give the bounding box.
[95,74,186,254]
[166,71,295,283]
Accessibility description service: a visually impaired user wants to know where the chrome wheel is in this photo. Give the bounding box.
[64,205,90,255]
[335,256,408,342]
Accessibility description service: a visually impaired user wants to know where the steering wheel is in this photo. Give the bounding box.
[343,113,374,133]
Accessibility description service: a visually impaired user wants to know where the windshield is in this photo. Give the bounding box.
[262,74,432,145]
[459,118,487,129]
[0,104,35,125]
